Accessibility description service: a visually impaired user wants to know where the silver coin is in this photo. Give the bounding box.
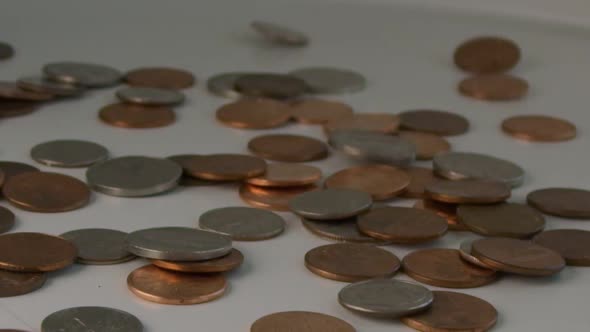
[234,73,307,99]
[338,279,433,317]
[251,20,309,47]
[18,76,84,96]
[199,207,285,241]
[43,61,122,88]
[289,188,372,220]
[290,67,366,94]
[301,217,388,245]
[125,227,232,261]
[433,152,525,187]
[60,228,135,265]
[207,72,251,98]
[459,240,495,269]
[0,42,14,60]
[31,139,108,168]
[329,129,415,167]
[86,156,181,197]
[116,87,185,106]
[41,306,142,332]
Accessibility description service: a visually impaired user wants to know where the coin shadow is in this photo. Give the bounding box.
[225,259,253,279]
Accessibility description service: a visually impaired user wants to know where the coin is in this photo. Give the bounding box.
[533,229,590,266]
[501,115,577,142]
[290,67,366,94]
[43,62,122,88]
[328,130,415,166]
[0,270,46,297]
[401,291,498,332]
[116,87,185,106]
[151,248,243,273]
[471,237,565,276]
[41,306,143,332]
[0,42,14,60]
[402,167,440,199]
[459,74,529,101]
[235,73,307,99]
[240,183,318,211]
[167,154,213,186]
[248,134,328,162]
[0,100,41,117]
[125,67,195,89]
[527,187,590,218]
[246,163,321,187]
[398,131,451,160]
[251,311,355,332]
[399,110,469,136]
[216,98,291,129]
[60,228,135,265]
[434,152,525,187]
[304,243,400,282]
[17,76,84,96]
[289,99,354,124]
[127,264,226,305]
[454,36,520,73]
[426,179,510,204]
[0,207,14,234]
[0,82,53,101]
[199,207,285,241]
[0,161,39,182]
[207,72,251,98]
[251,21,309,46]
[324,113,400,134]
[457,203,545,238]
[126,227,232,261]
[185,154,266,181]
[325,165,410,200]
[301,217,388,244]
[30,139,108,168]
[358,207,447,243]
[459,240,495,269]
[290,189,372,220]
[98,103,175,129]
[0,232,77,272]
[413,200,466,231]
[338,279,433,317]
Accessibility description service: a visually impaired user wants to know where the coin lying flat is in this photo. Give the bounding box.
[199,207,285,241]
[0,161,39,182]
[290,67,366,94]
[457,203,545,238]
[216,98,291,129]
[0,207,15,234]
[0,269,46,297]
[399,110,469,136]
[0,100,41,117]
[533,229,590,266]
[459,74,528,101]
[289,189,372,220]
[0,232,77,272]
[248,134,328,162]
[0,82,53,101]
[398,131,451,160]
[289,99,354,124]
[251,21,309,47]
[325,165,410,200]
[235,73,307,99]
[527,187,590,218]
[240,183,318,211]
[502,115,577,142]
[324,113,400,134]
[116,87,185,106]
[60,228,135,265]
[413,200,466,231]
[41,306,143,332]
[31,139,108,168]
[185,154,267,181]
[99,103,176,129]
[0,42,14,60]
[454,36,520,73]
[251,311,356,332]
[425,179,511,204]
[125,67,195,90]
[151,248,244,273]
[43,62,122,88]
[246,163,321,187]
[401,167,441,199]
[166,154,209,186]
[18,76,84,96]
[301,217,387,245]
[459,240,495,269]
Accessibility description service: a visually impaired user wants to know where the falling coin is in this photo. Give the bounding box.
[398,131,451,160]
[413,200,466,231]
[290,189,372,220]
[0,161,39,183]
[0,42,14,60]
[167,154,212,186]
[30,139,108,168]
[60,228,135,265]
[454,36,520,73]
[0,100,41,117]
[235,73,307,99]
[246,163,322,187]
[125,67,195,90]
[41,306,143,332]
[459,239,496,269]
[0,82,53,101]
[527,187,590,218]
[248,134,328,162]
[251,21,309,47]
[184,154,266,181]
[17,76,84,97]
[0,270,46,297]
[151,248,244,273]
[457,203,545,238]
[240,183,318,211]
[325,165,410,200]
[216,98,291,129]
[116,87,185,106]
[0,207,14,234]
[199,207,285,241]
[43,61,122,88]
[399,110,469,136]
[301,217,388,245]
[324,113,400,134]
[459,74,529,101]
[99,103,175,129]
[533,229,590,266]
[501,115,577,142]
[290,67,367,94]
[289,99,354,124]
[425,179,511,204]
[251,311,356,332]
[402,167,440,199]
[0,232,77,272]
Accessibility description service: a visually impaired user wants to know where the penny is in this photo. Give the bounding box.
[301,217,388,244]
[43,62,122,88]
[116,87,185,106]
[199,207,285,241]
[290,67,366,94]
[248,134,328,162]
[251,311,355,332]
[533,229,590,266]
[501,115,577,142]
[0,82,53,101]
[31,139,108,168]
[459,240,495,269]
[41,306,143,332]
[0,207,15,234]
[251,21,309,46]
[60,228,135,265]
[454,36,520,73]
[167,154,213,186]
[0,42,14,60]
[413,200,466,231]
[399,110,469,136]
[126,227,232,261]
[0,232,77,272]
[0,100,41,117]
[127,264,226,305]
[125,67,195,89]
[338,279,433,317]
[398,131,451,160]
[0,270,46,297]
[290,189,372,220]
[459,74,529,101]
[246,163,321,187]
[426,179,511,204]
[207,72,251,98]
[402,167,440,199]
[216,98,291,129]
[290,99,354,124]
[17,76,84,96]
[328,130,415,166]
[401,291,498,332]
[457,203,545,238]
[240,183,318,211]
[304,243,400,282]
[0,161,39,183]
[471,237,565,276]
[98,103,175,129]
[185,154,266,181]
[324,165,410,200]
[151,248,243,273]
[235,73,307,99]
[324,113,400,134]
[527,187,590,218]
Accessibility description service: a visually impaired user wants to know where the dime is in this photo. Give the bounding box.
[116,87,184,106]
[289,189,372,220]
[251,21,309,46]
[324,165,410,200]
[60,228,135,265]
[199,207,285,241]
[31,139,108,167]
[533,229,590,266]
[43,62,122,87]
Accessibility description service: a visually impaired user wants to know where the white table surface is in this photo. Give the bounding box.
[1,0,590,331]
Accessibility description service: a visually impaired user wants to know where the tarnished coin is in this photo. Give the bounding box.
[246,163,321,187]
[60,228,135,265]
[99,103,175,129]
[41,306,143,332]
[0,206,14,234]
[125,67,195,90]
[426,179,511,204]
[199,207,285,241]
[533,229,590,266]
[151,248,243,273]
[459,74,529,101]
[207,72,252,98]
[126,227,232,261]
[399,110,469,136]
[290,67,366,94]
[248,134,328,162]
[0,82,53,101]
[0,270,46,297]
[216,98,291,129]
[304,243,400,282]
[0,42,14,60]
[527,187,590,218]
[338,279,433,317]
[454,36,520,73]
[290,189,372,220]
[457,203,545,238]
[290,99,354,124]
[251,21,309,46]
[167,154,212,186]
[398,131,451,160]
[31,139,108,168]
[328,130,415,166]
[0,161,39,182]
[251,311,356,332]
[459,240,495,269]
[185,154,266,181]
[240,184,318,211]
[0,232,77,272]
[116,87,184,106]
[324,114,400,134]
[413,200,466,231]
[235,73,306,99]
[43,62,122,88]
[402,167,440,199]
[0,100,41,117]
[502,115,577,142]
[325,165,410,200]
[301,217,388,244]
[18,76,84,96]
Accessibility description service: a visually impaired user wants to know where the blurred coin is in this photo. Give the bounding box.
[248,134,328,162]
[216,98,291,129]
[0,82,53,101]
[398,131,450,160]
[325,165,410,200]
[99,103,175,129]
[399,110,469,136]
[0,270,45,297]
[151,248,243,273]
[185,154,266,181]
[41,306,142,332]
[0,232,77,272]
[199,207,285,241]
[240,183,317,211]
[425,179,511,204]
[60,228,135,265]
[457,203,544,238]
[290,67,366,94]
[207,72,251,98]
[251,311,355,332]
[401,167,440,199]
[235,73,306,99]
[246,163,321,187]
[533,229,590,266]
[501,115,576,142]
[290,99,354,124]
[18,76,84,96]
[459,74,528,101]
[459,239,495,269]
[0,207,15,234]
[251,21,309,46]
[116,87,184,106]
[454,36,520,73]
[527,187,590,218]
[301,216,388,245]
[290,188,372,220]
[0,42,14,60]
[167,154,213,186]
[0,161,39,182]
[0,100,41,117]
[324,113,400,134]
[31,139,108,168]
[43,62,122,88]
[125,67,195,89]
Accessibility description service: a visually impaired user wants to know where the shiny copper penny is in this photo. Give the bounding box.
[324,165,410,200]
[304,243,400,282]
[533,229,590,266]
[0,269,46,297]
[239,183,318,211]
[290,99,354,124]
[127,264,226,305]
[413,200,466,231]
[425,179,511,204]
[527,187,590,218]
[401,291,498,332]
[402,167,440,199]
[167,154,213,186]
[0,82,53,101]
[184,154,266,181]
[151,248,244,273]
[398,131,451,160]
[0,161,39,183]
[246,163,321,187]
[216,98,291,129]
[471,237,565,276]
[399,110,469,136]
[323,113,400,134]
[501,115,577,142]
[454,36,520,74]
[459,74,528,101]
[99,103,175,129]
[0,232,77,272]
[125,67,195,89]
[251,311,356,332]
[457,203,545,238]
[0,100,41,117]
[0,207,15,234]
[248,134,328,162]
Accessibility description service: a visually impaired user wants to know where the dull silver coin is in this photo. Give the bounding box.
[116,87,185,106]
[86,156,181,197]
[125,227,232,261]
[43,62,122,88]
[301,217,388,245]
[41,306,143,332]
[60,228,135,265]
[18,76,85,96]
[251,20,309,46]
[199,207,285,241]
[289,188,373,220]
[459,240,495,269]
[234,73,307,99]
[207,72,252,98]
[31,139,109,168]
[290,67,366,94]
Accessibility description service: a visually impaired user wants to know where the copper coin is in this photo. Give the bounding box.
[402,248,497,288]
[471,237,565,276]
[0,232,77,272]
[324,165,410,200]
[425,179,511,204]
[398,131,451,160]
[246,163,322,187]
[401,291,498,332]
[248,134,328,162]
[234,73,306,99]
[401,167,440,199]
[527,187,590,218]
[301,217,389,245]
[251,311,356,332]
[125,67,195,89]
[459,74,528,101]
[0,82,53,101]
[0,42,14,60]
[3,172,90,212]
[0,269,46,298]
[413,200,466,231]
[0,207,15,234]
[240,184,317,211]
[216,98,291,129]
[127,264,226,305]
[399,110,469,136]
[323,113,400,134]
[304,243,400,282]
[290,99,354,124]
[0,161,39,184]
[358,207,448,244]
[167,154,213,186]
[151,248,244,273]
[533,229,590,266]
[457,203,545,238]
[501,115,577,142]
[99,103,175,129]
[0,100,40,117]
[454,36,520,74]
[185,154,266,181]
[459,240,496,269]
